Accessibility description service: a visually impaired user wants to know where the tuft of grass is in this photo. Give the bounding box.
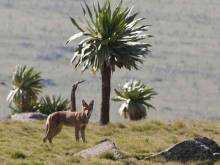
[129,120,165,133]
[99,151,116,161]
[0,120,219,164]
[171,121,186,130]
[10,151,26,159]
[116,123,127,129]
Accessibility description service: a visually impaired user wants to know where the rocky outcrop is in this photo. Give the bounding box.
[195,137,220,154]
[145,137,220,162]
[75,137,220,163]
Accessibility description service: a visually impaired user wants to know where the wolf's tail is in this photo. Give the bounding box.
[43,114,52,142]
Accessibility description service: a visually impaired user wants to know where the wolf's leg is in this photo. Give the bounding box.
[80,126,86,143]
[43,115,53,143]
[47,129,54,144]
[43,128,47,142]
[47,128,54,143]
[43,137,47,143]
[47,123,61,143]
[43,123,49,143]
[75,127,80,142]
[48,137,53,143]
[52,124,62,138]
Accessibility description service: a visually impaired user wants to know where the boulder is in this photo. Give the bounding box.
[145,137,220,162]
[75,139,124,160]
[194,137,220,154]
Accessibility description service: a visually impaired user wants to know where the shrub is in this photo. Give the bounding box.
[37,95,69,115]
[11,151,26,159]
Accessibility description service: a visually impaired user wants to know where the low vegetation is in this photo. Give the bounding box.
[6,65,70,116]
[37,95,69,115]
[0,120,219,164]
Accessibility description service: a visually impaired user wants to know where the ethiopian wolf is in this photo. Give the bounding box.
[43,100,94,143]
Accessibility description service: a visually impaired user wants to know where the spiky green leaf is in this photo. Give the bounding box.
[113,80,157,111]
[66,0,152,72]
[66,32,84,45]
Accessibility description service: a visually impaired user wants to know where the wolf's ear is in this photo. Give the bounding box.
[82,99,88,108]
[89,100,94,109]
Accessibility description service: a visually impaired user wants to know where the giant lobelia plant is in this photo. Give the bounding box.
[7,65,44,113]
[66,0,152,125]
[113,80,157,121]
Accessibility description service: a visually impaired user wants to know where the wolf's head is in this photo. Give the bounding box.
[82,99,94,119]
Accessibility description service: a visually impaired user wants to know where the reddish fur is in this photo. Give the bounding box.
[43,100,94,143]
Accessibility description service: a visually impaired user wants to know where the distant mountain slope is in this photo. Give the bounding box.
[0,0,219,121]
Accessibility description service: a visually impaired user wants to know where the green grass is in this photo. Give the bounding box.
[0,120,219,164]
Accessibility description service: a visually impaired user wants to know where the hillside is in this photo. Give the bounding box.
[0,0,220,121]
[0,120,219,164]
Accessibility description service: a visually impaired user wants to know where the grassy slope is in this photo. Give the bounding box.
[1,0,220,121]
[0,120,219,164]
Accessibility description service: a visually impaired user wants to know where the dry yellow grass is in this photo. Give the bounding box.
[0,120,219,164]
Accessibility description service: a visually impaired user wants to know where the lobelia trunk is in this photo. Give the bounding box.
[100,62,111,125]
[21,93,29,112]
[71,87,76,111]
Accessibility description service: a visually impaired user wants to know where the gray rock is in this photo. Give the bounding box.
[0,81,6,86]
[11,112,47,121]
[145,137,220,162]
[75,139,124,160]
[195,137,220,154]
[161,140,213,161]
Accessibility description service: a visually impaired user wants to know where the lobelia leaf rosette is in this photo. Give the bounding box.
[112,80,157,120]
